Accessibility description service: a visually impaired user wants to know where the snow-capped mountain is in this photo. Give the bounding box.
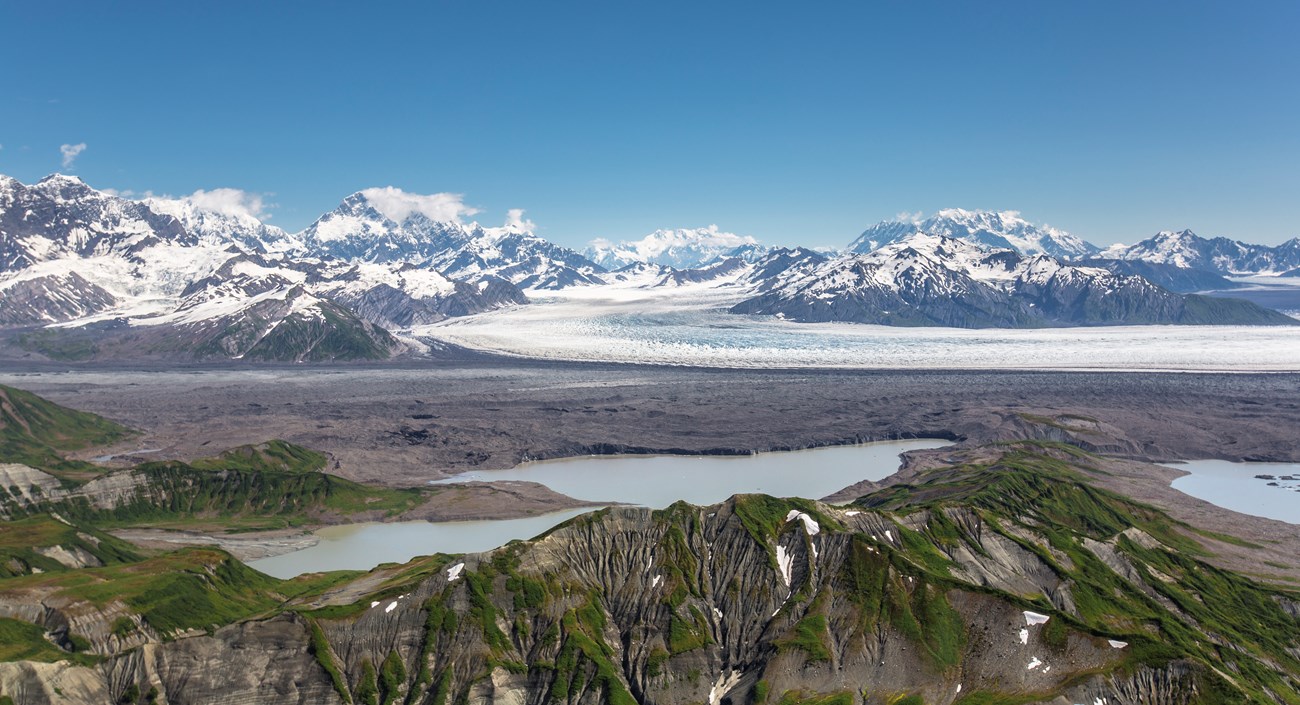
[0,174,196,270]
[142,261,396,362]
[850,209,1100,260]
[144,192,299,254]
[733,234,1293,328]
[1075,258,1240,293]
[0,175,532,360]
[301,190,605,290]
[305,260,527,328]
[1100,230,1300,275]
[585,226,759,269]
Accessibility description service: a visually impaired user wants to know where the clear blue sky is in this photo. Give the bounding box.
[2,1,1298,249]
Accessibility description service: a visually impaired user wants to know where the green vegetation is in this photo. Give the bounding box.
[13,329,100,361]
[190,440,327,474]
[667,604,712,655]
[3,444,427,532]
[0,384,133,478]
[0,514,142,577]
[0,547,283,637]
[732,495,842,545]
[0,617,99,666]
[380,650,407,705]
[308,618,352,703]
[243,304,396,362]
[355,657,380,705]
[777,613,832,662]
[856,443,1300,703]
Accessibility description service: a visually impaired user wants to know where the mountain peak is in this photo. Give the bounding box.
[586,225,759,269]
[36,173,87,186]
[851,209,1099,260]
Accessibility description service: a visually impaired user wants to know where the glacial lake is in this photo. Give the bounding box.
[1167,459,1300,525]
[250,439,949,578]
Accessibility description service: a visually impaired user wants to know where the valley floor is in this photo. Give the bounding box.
[2,359,1299,579]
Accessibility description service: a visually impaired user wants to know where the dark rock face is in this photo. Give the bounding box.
[0,272,117,326]
[1079,258,1242,293]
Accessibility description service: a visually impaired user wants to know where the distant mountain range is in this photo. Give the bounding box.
[585,226,759,269]
[731,234,1293,328]
[0,174,1295,362]
[850,209,1100,260]
[0,175,585,361]
[1100,229,1300,275]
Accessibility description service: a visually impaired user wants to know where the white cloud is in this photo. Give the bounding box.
[102,188,157,199]
[894,210,925,223]
[359,186,479,224]
[180,188,272,220]
[503,208,536,232]
[60,142,87,169]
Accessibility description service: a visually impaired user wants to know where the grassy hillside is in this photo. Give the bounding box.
[0,514,143,577]
[0,384,133,477]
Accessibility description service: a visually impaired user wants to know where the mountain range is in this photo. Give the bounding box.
[730,235,1293,328]
[1,174,1296,362]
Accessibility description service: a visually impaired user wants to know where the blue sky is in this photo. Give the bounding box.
[2,1,1298,249]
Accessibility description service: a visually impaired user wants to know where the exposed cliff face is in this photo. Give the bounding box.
[2,446,1296,705]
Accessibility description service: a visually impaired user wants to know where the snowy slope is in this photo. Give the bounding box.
[300,189,604,289]
[734,234,1292,328]
[144,193,299,254]
[586,226,759,269]
[1101,230,1300,275]
[850,209,1099,259]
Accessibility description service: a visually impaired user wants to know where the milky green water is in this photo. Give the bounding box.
[251,439,949,578]
[1167,459,1300,525]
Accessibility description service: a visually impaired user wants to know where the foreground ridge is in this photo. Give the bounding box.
[0,443,1296,704]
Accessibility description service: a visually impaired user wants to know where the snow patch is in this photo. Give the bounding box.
[775,545,793,587]
[1023,611,1050,626]
[385,601,397,614]
[447,562,465,582]
[1108,640,1128,649]
[708,670,743,705]
[1018,628,1029,645]
[1027,656,1043,670]
[785,509,821,535]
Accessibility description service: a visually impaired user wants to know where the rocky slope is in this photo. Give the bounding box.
[0,444,1296,704]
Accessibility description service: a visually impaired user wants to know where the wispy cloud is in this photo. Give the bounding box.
[894,210,925,223]
[60,142,87,169]
[175,188,273,220]
[359,186,479,223]
[503,208,536,232]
